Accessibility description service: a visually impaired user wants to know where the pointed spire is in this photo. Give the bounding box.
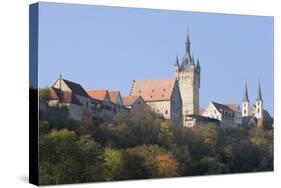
[243,81,249,102]
[256,80,263,101]
[175,55,179,66]
[196,57,201,69]
[185,29,191,53]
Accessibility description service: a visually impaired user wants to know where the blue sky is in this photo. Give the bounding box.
[37,2,274,115]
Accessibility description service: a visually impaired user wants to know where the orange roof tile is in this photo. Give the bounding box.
[108,91,120,104]
[122,96,139,106]
[130,79,176,102]
[87,90,108,101]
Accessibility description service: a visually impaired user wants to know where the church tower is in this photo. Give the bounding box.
[242,81,251,117]
[255,81,263,119]
[174,31,200,126]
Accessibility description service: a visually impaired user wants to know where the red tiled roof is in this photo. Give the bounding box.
[87,90,108,101]
[122,96,139,106]
[108,91,120,104]
[49,87,82,105]
[130,79,176,102]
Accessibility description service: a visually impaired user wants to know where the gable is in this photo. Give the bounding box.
[53,78,89,97]
[108,91,123,105]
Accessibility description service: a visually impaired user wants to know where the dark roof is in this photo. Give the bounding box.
[62,79,89,97]
[49,87,82,105]
[212,101,233,113]
[187,114,220,122]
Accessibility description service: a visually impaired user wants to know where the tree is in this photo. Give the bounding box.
[198,156,229,175]
[126,145,165,177]
[39,129,80,185]
[102,148,125,181]
[154,154,179,177]
[77,135,104,182]
[158,122,174,149]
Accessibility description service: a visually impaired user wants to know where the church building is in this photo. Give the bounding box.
[241,81,273,128]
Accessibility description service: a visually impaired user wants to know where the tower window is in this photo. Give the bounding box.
[258,109,260,113]
[152,89,154,92]
[244,110,246,114]
[165,110,168,115]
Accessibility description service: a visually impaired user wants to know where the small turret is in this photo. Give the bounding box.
[196,58,201,71]
[174,56,180,74]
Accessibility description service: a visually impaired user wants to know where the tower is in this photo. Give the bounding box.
[242,81,250,117]
[175,31,200,126]
[255,81,263,119]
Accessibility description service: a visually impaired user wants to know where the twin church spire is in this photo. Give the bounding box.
[243,81,263,103]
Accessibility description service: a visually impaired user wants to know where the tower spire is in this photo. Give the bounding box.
[175,55,179,66]
[256,80,263,101]
[243,81,249,102]
[185,29,191,53]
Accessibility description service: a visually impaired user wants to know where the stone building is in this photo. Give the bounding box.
[108,91,124,112]
[87,90,116,119]
[48,76,93,120]
[130,79,182,125]
[202,101,242,127]
[174,31,201,127]
[128,32,201,127]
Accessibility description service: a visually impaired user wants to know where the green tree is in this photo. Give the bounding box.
[102,148,125,181]
[39,129,80,185]
[198,156,229,175]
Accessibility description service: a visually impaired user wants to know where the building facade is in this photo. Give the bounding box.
[202,101,242,127]
[130,79,182,125]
